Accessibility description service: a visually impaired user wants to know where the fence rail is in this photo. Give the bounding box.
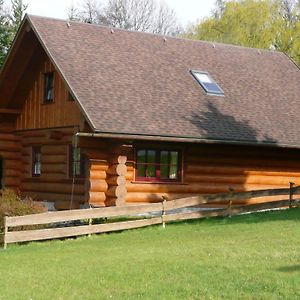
[1,184,300,248]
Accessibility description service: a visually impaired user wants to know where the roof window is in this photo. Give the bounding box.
[191,71,224,96]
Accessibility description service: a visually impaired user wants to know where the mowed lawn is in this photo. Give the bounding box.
[0,208,300,300]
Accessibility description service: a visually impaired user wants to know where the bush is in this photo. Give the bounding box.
[0,189,46,218]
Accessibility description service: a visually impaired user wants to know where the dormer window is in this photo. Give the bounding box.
[44,72,54,102]
[191,71,224,96]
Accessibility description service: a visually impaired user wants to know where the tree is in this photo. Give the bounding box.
[69,0,182,36]
[0,0,27,67]
[186,0,300,66]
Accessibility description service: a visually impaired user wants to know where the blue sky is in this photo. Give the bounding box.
[23,0,216,26]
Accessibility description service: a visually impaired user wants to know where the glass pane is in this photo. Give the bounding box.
[147,165,156,178]
[137,165,146,177]
[160,151,169,164]
[169,152,178,179]
[147,150,156,164]
[160,151,169,179]
[146,150,156,178]
[137,150,146,163]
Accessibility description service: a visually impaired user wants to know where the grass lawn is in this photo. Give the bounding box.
[0,208,300,300]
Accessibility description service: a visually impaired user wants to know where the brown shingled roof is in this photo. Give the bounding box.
[27,15,300,146]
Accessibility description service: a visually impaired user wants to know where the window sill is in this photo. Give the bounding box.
[42,100,55,105]
[131,180,187,185]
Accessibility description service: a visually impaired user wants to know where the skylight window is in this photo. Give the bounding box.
[191,71,224,96]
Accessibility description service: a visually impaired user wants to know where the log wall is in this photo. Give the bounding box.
[124,143,300,205]
[19,127,86,209]
[0,132,22,190]
[16,57,82,130]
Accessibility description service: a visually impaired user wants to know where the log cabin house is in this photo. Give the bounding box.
[0,14,299,210]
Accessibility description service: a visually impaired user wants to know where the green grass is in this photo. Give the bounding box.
[0,208,300,300]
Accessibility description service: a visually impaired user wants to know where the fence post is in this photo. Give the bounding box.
[227,188,234,217]
[3,216,7,250]
[161,196,167,228]
[289,182,295,209]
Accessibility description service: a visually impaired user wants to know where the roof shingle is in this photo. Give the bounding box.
[28,15,300,147]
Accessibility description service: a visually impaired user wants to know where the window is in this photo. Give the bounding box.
[135,149,181,182]
[44,72,54,102]
[69,146,85,177]
[191,70,224,95]
[32,147,41,177]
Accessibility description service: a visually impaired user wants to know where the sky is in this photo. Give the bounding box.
[22,0,216,27]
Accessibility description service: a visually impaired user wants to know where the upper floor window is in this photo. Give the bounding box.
[44,72,54,102]
[191,70,224,96]
[135,148,181,182]
[69,146,85,178]
[32,147,41,177]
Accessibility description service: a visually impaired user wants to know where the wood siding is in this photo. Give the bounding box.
[16,57,82,130]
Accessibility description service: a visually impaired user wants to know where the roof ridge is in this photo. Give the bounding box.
[27,14,283,56]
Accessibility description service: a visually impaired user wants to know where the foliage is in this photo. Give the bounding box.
[0,0,27,66]
[68,0,182,36]
[0,208,299,299]
[0,189,45,225]
[186,0,300,66]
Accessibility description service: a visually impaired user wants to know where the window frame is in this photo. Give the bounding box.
[43,72,54,103]
[32,146,41,177]
[134,148,182,183]
[69,146,85,178]
[190,70,224,96]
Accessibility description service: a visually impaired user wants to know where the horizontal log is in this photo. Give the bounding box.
[0,151,21,160]
[106,186,127,198]
[5,177,20,187]
[6,203,163,227]
[22,182,85,195]
[81,150,108,160]
[41,145,68,155]
[89,162,108,172]
[107,164,127,176]
[0,134,20,141]
[4,160,22,171]
[186,164,300,176]
[0,141,21,152]
[126,182,288,194]
[42,164,67,174]
[4,169,21,177]
[54,201,81,210]
[88,170,107,180]
[106,176,126,186]
[87,192,106,204]
[5,217,163,244]
[184,174,300,186]
[41,155,66,164]
[22,191,85,204]
[88,180,108,193]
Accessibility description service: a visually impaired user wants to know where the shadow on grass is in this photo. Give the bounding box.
[169,207,300,227]
[277,265,300,273]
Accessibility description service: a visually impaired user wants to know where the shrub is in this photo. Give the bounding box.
[0,189,46,218]
[0,189,47,233]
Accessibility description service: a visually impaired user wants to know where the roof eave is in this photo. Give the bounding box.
[75,131,297,149]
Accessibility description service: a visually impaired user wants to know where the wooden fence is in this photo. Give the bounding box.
[1,184,300,248]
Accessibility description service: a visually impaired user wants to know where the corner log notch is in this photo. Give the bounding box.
[106,155,127,206]
[78,135,130,207]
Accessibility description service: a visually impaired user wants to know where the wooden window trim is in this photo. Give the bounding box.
[32,146,41,177]
[69,145,85,178]
[43,72,54,103]
[134,147,182,183]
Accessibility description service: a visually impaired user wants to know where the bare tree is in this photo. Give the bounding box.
[69,0,182,36]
